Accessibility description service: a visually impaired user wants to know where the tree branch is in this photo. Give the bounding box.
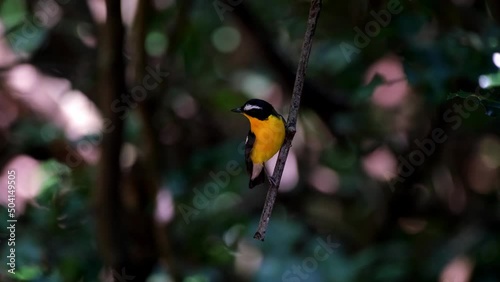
[95,0,128,274]
[254,0,322,241]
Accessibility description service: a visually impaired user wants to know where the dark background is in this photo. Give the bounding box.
[1,0,500,281]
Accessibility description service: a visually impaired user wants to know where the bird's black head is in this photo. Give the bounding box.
[231,99,278,120]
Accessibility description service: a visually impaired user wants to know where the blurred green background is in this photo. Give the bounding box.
[1,0,500,281]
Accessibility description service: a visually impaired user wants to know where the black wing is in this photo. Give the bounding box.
[245,131,265,188]
[245,131,255,176]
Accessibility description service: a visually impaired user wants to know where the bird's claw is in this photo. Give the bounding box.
[268,176,278,187]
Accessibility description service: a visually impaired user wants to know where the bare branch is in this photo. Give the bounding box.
[95,0,127,270]
[254,0,322,241]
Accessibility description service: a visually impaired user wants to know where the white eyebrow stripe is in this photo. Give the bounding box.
[243,104,262,111]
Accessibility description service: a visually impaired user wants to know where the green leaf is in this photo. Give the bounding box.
[5,24,47,55]
[15,265,42,280]
[0,0,27,29]
[447,90,474,100]
[182,27,204,75]
[322,142,358,171]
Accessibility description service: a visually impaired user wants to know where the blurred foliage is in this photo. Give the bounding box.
[1,0,500,281]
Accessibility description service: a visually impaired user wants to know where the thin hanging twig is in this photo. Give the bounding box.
[254,0,322,241]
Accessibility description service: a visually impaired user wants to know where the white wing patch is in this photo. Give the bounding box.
[243,104,262,111]
[251,163,264,180]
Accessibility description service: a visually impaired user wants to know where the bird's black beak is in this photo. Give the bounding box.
[231,107,242,113]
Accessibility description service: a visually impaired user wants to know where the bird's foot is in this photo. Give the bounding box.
[267,175,279,187]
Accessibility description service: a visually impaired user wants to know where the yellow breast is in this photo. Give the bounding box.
[244,114,286,164]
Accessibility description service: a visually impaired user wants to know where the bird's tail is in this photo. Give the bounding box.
[249,168,266,189]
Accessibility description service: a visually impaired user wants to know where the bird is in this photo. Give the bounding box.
[232,99,286,188]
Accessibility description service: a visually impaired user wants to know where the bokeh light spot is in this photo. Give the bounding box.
[146,31,168,56]
[212,26,241,53]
